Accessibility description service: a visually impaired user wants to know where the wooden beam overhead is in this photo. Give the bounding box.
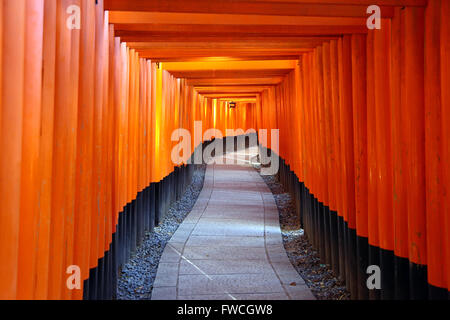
[201,93,258,98]
[135,48,310,60]
[186,77,284,86]
[163,60,296,71]
[131,47,312,53]
[113,23,367,36]
[104,0,397,18]
[143,55,301,62]
[109,11,367,26]
[195,85,273,94]
[243,0,426,6]
[122,41,328,49]
[216,98,256,103]
[167,69,292,79]
[116,32,341,43]
[217,98,256,101]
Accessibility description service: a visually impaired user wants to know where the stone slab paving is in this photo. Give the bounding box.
[151,148,315,300]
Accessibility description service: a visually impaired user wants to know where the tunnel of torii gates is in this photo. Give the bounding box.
[0,0,448,300]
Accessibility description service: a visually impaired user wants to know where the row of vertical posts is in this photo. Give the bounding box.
[0,0,257,299]
[257,0,449,299]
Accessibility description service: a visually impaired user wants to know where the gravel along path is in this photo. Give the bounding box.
[256,169,350,300]
[116,164,207,300]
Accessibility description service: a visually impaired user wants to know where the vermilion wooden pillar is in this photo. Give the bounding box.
[373,21,394,300]
[48,0,76,300]
[322,42,334,267]
[99,7,110,300]
[294,63,303,183]
[62,0,81,300]
[153,64,162,182]
[330,39,342,277]
[0,0,26,300]
[138,59,145,195]
[339,34,357,299]
[108,26,118,233]
[404,7,427,300]
[390,7,410,300]
[439,0,450,295]
[424,0,447,299]
[318,46,329,207]
[302,54,311,198]
[88,1,105,299]
[145,60,153,190]
[295,62,305,188]
[315,46,328,261]
[301,54,312,240]
[351,33,368,300]
[17,0,44,300]
[311,52,321,250]
[102,11,112,265]
[323,42,335,213]
[35,0,57,300]
[127,50,137,254]
[335,39,347,282]
[73,0,95,300]
[366,30,380,300]
[117,41,126,212]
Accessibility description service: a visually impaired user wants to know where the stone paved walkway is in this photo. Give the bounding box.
[151,148,315,300]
